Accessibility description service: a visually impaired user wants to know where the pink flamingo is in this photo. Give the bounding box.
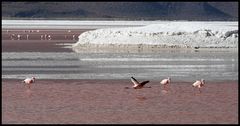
[160,77,171,90]
[130,77,150,89]
[192,79,205,93]
[22,77,35,89]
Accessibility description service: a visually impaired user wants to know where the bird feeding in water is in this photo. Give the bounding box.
[22,77,35,89]
[160,77,171,90]
[192,79,205,93]
[130,76,150,89]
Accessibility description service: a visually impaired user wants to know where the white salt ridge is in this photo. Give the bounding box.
[73,21,238,48]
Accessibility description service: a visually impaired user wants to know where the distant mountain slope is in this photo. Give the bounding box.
[2,2,238,20]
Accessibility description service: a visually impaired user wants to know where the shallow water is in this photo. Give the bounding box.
[2,49,238,81]
[2,79,238,124]
[2,23,238,124]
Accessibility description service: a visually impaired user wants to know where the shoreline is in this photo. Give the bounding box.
[72,44,238,53]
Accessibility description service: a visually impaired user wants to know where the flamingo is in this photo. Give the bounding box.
[130,77,150,89]
[160,77,171,90]
[73,35,75,40]
[192,79,205,93]
[17,35,21,40]
[22,77,35,89]
[47,35,51,40]
[11,34,15,40]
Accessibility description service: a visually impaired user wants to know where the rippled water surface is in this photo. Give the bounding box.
[2,49,238,81]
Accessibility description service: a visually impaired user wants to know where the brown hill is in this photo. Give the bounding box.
[2,2,238,20]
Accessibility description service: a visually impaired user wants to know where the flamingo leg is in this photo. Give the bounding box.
[163,85,167,91]
[198,88,201,93]
[193,87,198,94]
[168,83,170,90]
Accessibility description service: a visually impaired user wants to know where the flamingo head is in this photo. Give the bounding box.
[201,79,205,84]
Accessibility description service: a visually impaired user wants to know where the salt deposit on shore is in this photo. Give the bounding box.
[73,21,238,51]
